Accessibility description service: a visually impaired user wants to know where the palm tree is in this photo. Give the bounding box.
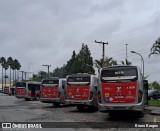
[0,57,5,91]
[15,60,21,81]
[11,59,21,81]
[120,59,132,65]
[7,57,13,87]
[95,57,118,69]
[12,59,18,81]
[11,60,16,82]
[2,59,9,87]
[149,37,160,57]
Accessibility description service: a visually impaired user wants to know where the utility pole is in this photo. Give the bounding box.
[19,71,24,81]
[24,72,27,80]
[42,64,51,77]
[95,40,108,67]
[125,44,128,61]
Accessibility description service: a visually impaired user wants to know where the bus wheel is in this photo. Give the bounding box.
[136,111,144,118]
[36,95,40,101]
[77,105,84,111]
[88,106,97,111]
[53,102,60,107]
[25,98,30,101]
[108,111,115,118]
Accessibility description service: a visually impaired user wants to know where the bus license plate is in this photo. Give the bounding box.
[113,107,125,110]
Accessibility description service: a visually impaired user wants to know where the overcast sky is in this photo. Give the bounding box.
[0,0,160,82]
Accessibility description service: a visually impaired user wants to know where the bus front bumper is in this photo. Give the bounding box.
[65,99,94,106]
[98,102,144,113]
[40,98,61,103]
[15,95,25,99]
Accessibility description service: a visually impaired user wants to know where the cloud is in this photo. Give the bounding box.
[0,0,160,82]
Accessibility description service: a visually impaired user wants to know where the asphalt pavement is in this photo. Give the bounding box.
[0,93,160,131]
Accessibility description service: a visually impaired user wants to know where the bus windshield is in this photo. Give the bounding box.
[16,82,26,88]
[28,84,40,91]
[67,76,90,85]
[101,68,138,82]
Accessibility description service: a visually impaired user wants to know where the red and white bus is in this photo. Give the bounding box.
[98,66,147,117]
[40,77,66,106]
[15,82,26,98]
[65,73,98,110]
[3,87,10,95]
[24,82,41,101]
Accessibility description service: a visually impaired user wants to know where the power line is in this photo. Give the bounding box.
[101,20,160,40]
[109,46,151,60]
[95,40,108,67]
[114,50,151,60]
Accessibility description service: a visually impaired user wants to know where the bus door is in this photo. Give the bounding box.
[101,68,138,103]
[67,76,90,100]
[41,79,59,98]
[27,84,35,97]
[31,86,36,97]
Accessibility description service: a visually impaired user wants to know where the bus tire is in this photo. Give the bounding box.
[136,111,144,118]
[108,111,115,117]
[53,102,60,107]
[25,98,30,101]
[77,105,84,111]
[36,95,40,101]
[88,106,97,111]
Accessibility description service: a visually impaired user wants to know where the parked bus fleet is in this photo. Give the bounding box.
[2,65,149,118]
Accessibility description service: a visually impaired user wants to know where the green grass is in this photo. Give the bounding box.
[148,100,160,106]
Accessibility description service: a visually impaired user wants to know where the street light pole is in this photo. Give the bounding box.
[19,71,24,81]
[131,51,144,78]
[126,44,128,61]
[24,72,27,80]
[42,64,51,77]
[95,40,108,67]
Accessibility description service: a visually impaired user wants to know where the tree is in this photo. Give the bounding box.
[149,81,160,90]
[11,59,21,81]
[15,60,21,81]
[0,57,5,91]
[120,59,132,65]
[2,59,9,87]
[53,65,67,78]
[65,51,77,75]
[11,60,16,82]
[149,37,160,57]
[7,57,13,87]
[75,44,95,74]
[51,43,95,77]
[95,57,118,69]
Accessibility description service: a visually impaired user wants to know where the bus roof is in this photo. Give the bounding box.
[101,65,138,70]
[26,81,41,84]
[68,73,91,77]
[42,77,60,81]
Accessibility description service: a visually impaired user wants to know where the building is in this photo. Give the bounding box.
[0,81,14,90]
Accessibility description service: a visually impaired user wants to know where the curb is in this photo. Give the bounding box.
[145,106,160,115]
[150,110,160,115]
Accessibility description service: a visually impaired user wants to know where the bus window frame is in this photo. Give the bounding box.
[101,67,138,82]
